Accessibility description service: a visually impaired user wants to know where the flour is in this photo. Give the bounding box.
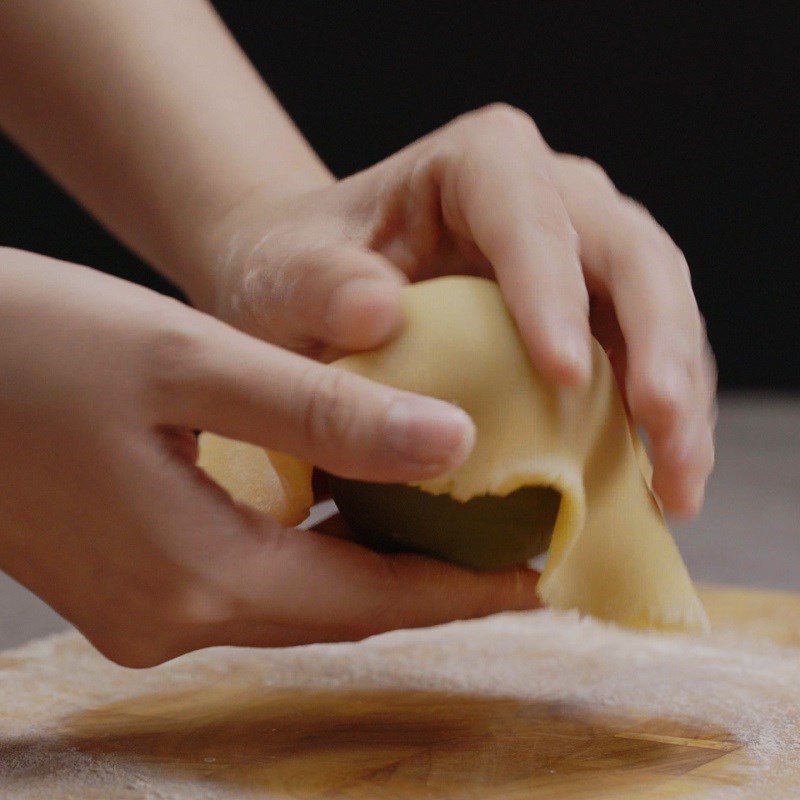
[1,607,799,799]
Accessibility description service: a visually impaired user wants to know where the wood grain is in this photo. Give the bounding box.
[1,585,782,799]
[55,688,741,799]
[2,585,797,798]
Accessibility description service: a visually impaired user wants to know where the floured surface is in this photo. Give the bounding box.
[1,587,799,799]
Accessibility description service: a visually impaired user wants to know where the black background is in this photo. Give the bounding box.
[1,3,797,388]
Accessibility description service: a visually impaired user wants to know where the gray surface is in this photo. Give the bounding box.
[1,394,798,652]
[673,394,799,591]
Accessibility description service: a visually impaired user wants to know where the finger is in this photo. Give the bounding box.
[599,212,712,517]
[246,244,406,355]
[650,339,717,517]
[552,156,715,515]
[442,107,593,385]
[150,313,475,483]
[650,408,715,518]
[105,424,538,666]
[198,518,542,649]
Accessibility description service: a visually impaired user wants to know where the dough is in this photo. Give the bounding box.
[197,436,312,527]
[199,276,707,632]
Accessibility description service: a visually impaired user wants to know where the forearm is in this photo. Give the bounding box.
[0,0,332,306]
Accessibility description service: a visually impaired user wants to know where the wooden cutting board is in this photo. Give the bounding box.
[2,585,799,799]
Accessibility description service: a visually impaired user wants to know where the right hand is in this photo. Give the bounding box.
[0,248,539,667]
[201,106,716,518]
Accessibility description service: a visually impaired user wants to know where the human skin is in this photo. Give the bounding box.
[0,2,715,664]
[0,249,546,668]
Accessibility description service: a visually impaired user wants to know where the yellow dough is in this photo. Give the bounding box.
[197,435,312,527]
[199,276,708,632]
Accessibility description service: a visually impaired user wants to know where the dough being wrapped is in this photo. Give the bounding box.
[197,436,312,527]
[199,276,708,632]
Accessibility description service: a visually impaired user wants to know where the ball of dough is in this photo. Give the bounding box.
[198,276,708,632]
[330,276,708,631]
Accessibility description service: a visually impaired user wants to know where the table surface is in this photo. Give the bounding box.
[2,394,798,652]
[3,584,800,798]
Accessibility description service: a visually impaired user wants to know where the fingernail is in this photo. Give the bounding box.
[385,396,476,472]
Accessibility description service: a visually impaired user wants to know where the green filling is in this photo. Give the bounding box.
[328,477,560,571]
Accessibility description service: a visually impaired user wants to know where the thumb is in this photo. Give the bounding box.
[153,313,475,483]
[244,244,407,354]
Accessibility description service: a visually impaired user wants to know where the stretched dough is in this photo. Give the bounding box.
[199,276,708,632]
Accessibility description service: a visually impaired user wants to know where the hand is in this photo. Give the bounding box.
[202,105,716,518]
[0,248,539,667]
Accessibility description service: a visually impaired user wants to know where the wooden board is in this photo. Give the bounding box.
[2,585,799,799]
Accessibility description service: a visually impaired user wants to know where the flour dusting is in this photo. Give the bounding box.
[1,607,799,799]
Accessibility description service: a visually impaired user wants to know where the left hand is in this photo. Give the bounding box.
[200,104,716,519]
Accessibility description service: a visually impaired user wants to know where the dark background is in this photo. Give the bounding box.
[1,3,797,388]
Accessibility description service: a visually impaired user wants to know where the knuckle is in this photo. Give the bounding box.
[466,102,542,141]
[618,195,663,238]
[143,313,210,412]
[686,312,709,357]
[295,246,357,317]
[697,313,710,342]
[661,239,693,285]
[298,365,361,450]
[575,156,615,191]
[354,569,406,638]
[618,196,682,260]
[617,193,652,220]
[701,338,719,388]
[481,101,535,126]
[530,209,580,247]
[630,372,686,427]
[673,245,691,277]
